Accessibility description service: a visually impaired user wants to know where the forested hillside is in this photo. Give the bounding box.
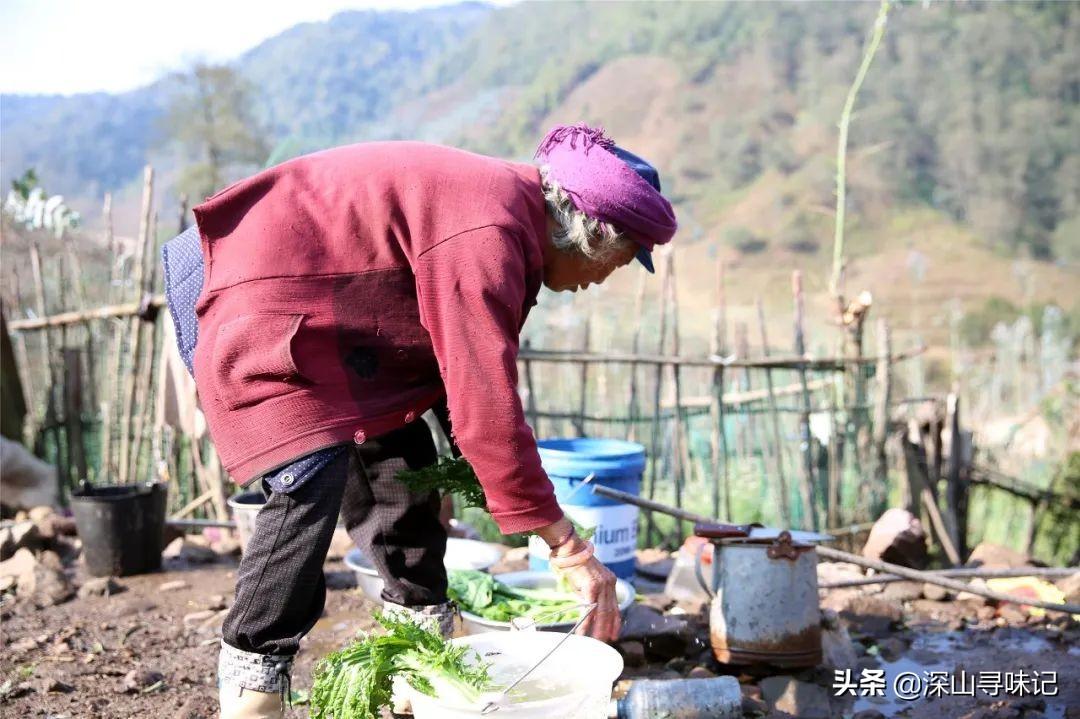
[2,1,1077,265]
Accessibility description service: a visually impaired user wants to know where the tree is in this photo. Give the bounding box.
[161,63,270,202]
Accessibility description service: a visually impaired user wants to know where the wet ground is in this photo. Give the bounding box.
[1,550,1077,718]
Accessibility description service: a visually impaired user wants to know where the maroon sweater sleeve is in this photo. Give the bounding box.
[414,226,563,534]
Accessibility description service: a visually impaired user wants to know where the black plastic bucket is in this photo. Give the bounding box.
[71,482,168,577]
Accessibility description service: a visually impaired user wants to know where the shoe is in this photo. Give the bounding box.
[220,685,284,719]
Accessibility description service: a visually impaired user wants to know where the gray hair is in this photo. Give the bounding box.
[539,165,634,263]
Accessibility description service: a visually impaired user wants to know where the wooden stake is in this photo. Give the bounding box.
[62,348,88,484]
[118,166,154,484]
[644,248,672,546]
[666,249,689,543]
[708,259,728,518]
[626,271,647,442]
[871,319,892,518]
[522,338,540,437]
[574,311,591,437]
[792,270,819,530]
[756,298,791,526]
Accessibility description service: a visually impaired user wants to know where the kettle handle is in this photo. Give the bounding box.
[693,541,717,599]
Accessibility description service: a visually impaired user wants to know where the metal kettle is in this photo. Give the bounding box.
[694,523,823,668]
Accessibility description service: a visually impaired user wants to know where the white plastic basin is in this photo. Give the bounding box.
[408,631,623,719]
[344,538,504,602]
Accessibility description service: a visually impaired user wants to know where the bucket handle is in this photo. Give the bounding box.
[694,541,718,599]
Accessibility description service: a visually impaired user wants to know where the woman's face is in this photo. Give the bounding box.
[543,240,638,292]
[541,213,640,292]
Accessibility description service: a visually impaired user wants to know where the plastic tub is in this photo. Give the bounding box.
[529,438,646,580]
[344,538,504,602]
[408,631,623,719]
[71,482,167,577]
[459,571,635,634]
[227,491,264,553]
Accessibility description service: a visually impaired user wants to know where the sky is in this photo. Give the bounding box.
[0,0,495,96]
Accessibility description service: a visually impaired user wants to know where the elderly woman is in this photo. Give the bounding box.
[163,123,676,718]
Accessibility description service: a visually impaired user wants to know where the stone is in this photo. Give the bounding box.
[0,521,43,559]
[759,675,832,719]
[876,636,908,661]
[740,685,768,715]
[41,678,74,693]
[13,550,74,607]
[0,547,36,585]
[1055,571,1080,604]
[819,620,857,671]
[853,710,887,719]
[616,640,645,667]
[123,669,164,693]
[838,596,904,639]
[617,603,690,662]
[922,582,950,601]
[183,610,217,628]
[956,578,990,605]
[203,594,229,611]
[965,542,1031,570]
[816,561,866,585]
[158,579,189,592]
[687,665,715,679]
[861,509,928,569]
[880,581,923,602]
[78,576,121,598]
[163,538,217,563]
[995,604,1028,624]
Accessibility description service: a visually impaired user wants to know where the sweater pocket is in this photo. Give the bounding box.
[213,313,308,410]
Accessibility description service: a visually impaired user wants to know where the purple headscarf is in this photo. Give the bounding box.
[534,123,677,251]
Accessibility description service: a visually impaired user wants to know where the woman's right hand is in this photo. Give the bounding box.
[552,550,622,643]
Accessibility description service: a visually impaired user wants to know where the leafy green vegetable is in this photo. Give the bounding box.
[396,457,488,510]
[309,611,491,719]
[448,570,585,625]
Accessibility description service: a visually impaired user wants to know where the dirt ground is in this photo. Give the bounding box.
[1,548,1078,719]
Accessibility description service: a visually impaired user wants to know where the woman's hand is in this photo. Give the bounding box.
[534,516,622,642]
[552,550,622,642]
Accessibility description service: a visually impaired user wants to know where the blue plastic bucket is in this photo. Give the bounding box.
[528,438,646,580]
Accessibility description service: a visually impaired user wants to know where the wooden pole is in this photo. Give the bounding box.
[871,320,892,518]
[644,249,672,546]
[574,311,591,437]
[756,298,792,526]
[118,166,154,484]
[130,211,161,483]
[62,348,88,485]
[29,240,65,486]
[944,390,966,558]
[792,270,819,530]
[626,271,647,442]
[666,249,689,543]
[708,259,727,518]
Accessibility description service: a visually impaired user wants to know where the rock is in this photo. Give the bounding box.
[13,550,74,607]
[876,636,908,661]
[687,665,715,679]
[995,604,1028,624]
[41,678,74,693]
[203,594,229,611]
[183,609,217,628]
[173,695,218,719]
[0,521,43,559]
[759,675,832,719]
[820,588,864,613]
[956,578,990,604]
[9,636,39,652]
[853,710,887,719]
[1055,571,1080,604]
[163,538,217,563]
[123,669,164,693]
[78,576,121,598]
[838,596,904,639]
[616,640,646,667]
[922,582,950,601]
[158,579,189,592]
[740,685,768,715]
[965,542,1031,570]
[880,581,923,602]
[617,603,690,661]
[816,561,866,585]
[861,509,928,569]
[0,548,36,586]
[820,622,858,671]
